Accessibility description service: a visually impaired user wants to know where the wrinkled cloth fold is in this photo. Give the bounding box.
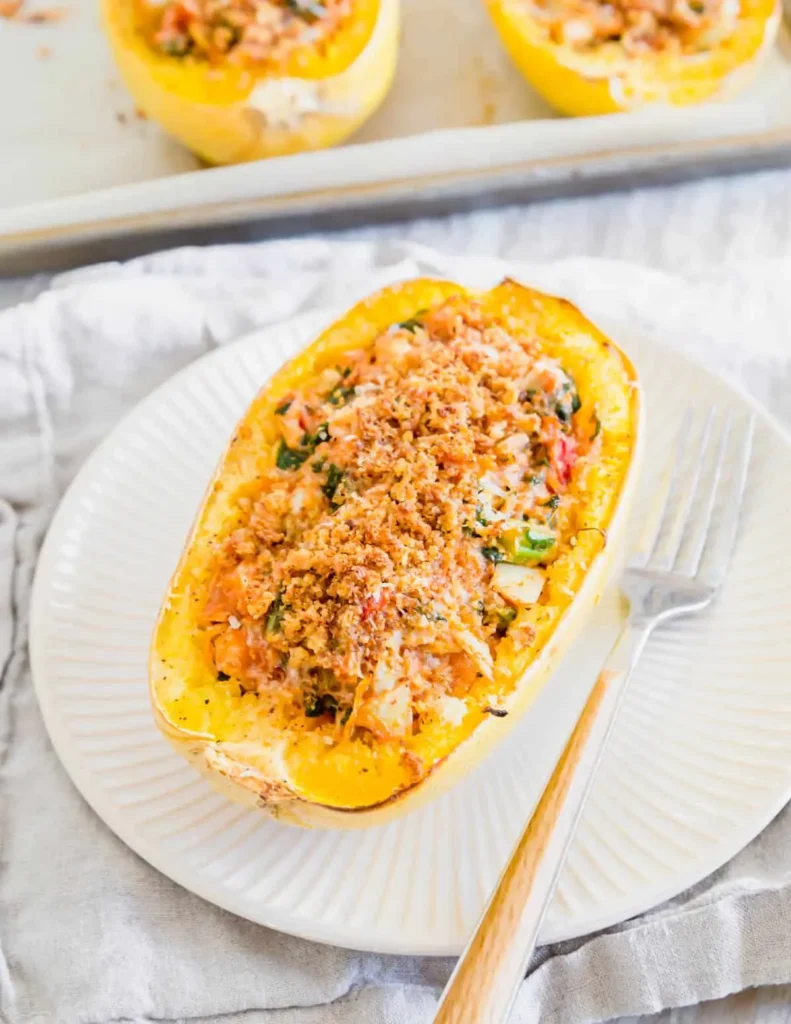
[2,239,791,1024]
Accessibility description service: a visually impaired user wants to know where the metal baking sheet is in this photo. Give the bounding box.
[1,0,790,272]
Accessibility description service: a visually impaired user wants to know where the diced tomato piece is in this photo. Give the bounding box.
[551,432,578,486]
[360,591,388,622]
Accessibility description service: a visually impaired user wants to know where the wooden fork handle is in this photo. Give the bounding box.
[433,623,651,1024]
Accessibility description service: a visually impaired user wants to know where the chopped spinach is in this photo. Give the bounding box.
[277,422,329,471]
[481,603,516,637]
[556,371,581,423]
[495,606,517,638]
[304,692,339,717]
[276,439,308,471]
[301,422,330,451]
[327,384,356,406]
[266,588,284,634]
[481,546,505,563]
[542,495,561,509]
[285,0,326,21]
[396,309,428,333]
[274,399,292,415]
[322,464,344,503]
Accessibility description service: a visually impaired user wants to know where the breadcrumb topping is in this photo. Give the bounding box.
[200,298,594,742]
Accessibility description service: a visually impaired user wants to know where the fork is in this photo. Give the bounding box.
[433,408,756,1024]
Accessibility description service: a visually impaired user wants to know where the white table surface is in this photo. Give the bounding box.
[3,163,791,1022]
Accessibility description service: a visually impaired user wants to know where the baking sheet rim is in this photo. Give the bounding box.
[3,121,791,257]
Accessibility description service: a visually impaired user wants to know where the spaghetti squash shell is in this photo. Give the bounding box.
[150,278,643,828]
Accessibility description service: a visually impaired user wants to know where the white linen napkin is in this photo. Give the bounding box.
[2,239,791,1024]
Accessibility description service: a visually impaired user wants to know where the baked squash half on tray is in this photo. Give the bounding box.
[151,278,642,828]
[102,0,399,164]
[485,0,779,116]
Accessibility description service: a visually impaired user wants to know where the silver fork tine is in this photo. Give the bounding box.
[677,412,731,579]
[630,408,692,568]
[697,414,756,588]
[652,409,714,572]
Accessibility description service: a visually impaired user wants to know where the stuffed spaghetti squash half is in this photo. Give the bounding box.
[103,0,399,165]
[151,279,641,828]
[485,0,779,116]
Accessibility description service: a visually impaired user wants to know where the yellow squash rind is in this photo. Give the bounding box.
[103,0,399,164]
[485,0,780,115]
[151,278,643,829]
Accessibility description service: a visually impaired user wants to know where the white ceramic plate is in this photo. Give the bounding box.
[30,303,791,955]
